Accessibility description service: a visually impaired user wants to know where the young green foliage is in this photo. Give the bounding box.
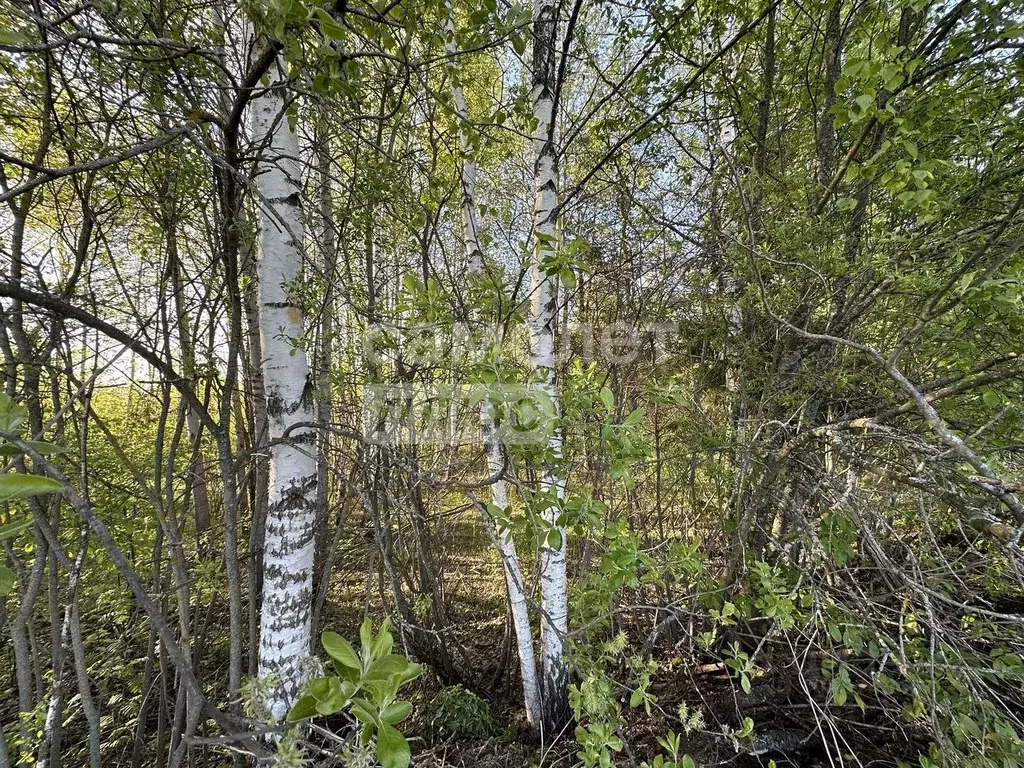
[287,620,421,768]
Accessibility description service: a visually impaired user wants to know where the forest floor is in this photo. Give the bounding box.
[319,516,930,768]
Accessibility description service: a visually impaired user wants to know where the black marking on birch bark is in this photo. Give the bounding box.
[300,373,315,410]
[263,301,298,309]
[264,516,314,538]
[269,193,302,209]
[536,217,558,235]
[262,563,313,586]
[266,394,318,421]
[266,394,317,420]
[264,538,313,552]
[275,492,315,512]
[266,538,313,554]
[541,662,571,731]
[263,601,311,622]
[265,604,308,622]
[267,391,287,418]
[281,474,317,496]
[267,499,315,518]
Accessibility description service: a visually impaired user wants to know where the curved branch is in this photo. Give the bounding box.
[0,282,216,432]
[0,126,197,204]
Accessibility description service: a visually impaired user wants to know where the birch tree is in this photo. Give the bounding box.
[250,60,318,721]
[445,2,543,733]
[528,0,570,732]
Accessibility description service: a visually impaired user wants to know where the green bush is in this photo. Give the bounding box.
[426,685,501,741]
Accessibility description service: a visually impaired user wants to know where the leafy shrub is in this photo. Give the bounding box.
[287,620,421,768]
[425,685,501,741]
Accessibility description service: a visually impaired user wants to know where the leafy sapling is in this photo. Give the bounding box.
[287,619,422,768]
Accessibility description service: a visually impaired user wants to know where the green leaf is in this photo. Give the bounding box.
[381,700,412,724]
[322,631,361,668]
[737,716,754,739]
[316,694,345,716]
[360,618,374,652]
[0,517,32,541]
[853,691,866,714]
[855,94,873,111]
[314,7,346,40]
[827,621,843,642]
[546,528,563,551]
[0,474,63,502]
[334,659,360,683]
[599,386,614,412]
[0,564,15,596]
[366,654,411,682]
[349,700,377,725]
[286,694,319,722]
[371,620,394,657]
[398,662,422,684]
[310,677,332,699]
[0,394,27,432]
[821,512,856,567]
[0,440,66,457]
[832,685,847,706]
[309,676,347,715]
[376,722,411,768]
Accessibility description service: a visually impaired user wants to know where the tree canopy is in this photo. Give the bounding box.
[1,0,1023,765]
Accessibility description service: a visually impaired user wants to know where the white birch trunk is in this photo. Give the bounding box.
[250,64,318,723]
[445,6,544,733]
[483,420,544,728]
[528,0,570,732]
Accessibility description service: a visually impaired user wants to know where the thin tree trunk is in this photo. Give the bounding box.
[816,0,843,191]
[313,117,336,604]
[34,523,87,768]
[445,3,543,733]
[71,400,101,768]
[166,212,213,539]
[45,508,63,768]
[131,528,163,768]
[7,179,52,752]
[528,0,570,733]
[240,211,270,680]
[250,59,319,721]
